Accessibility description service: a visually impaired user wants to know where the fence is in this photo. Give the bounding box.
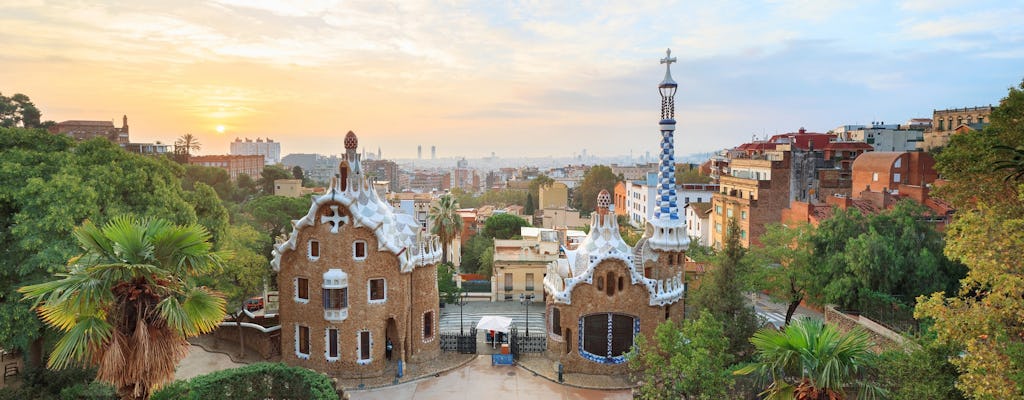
[461,280,491,293]
[440,328,477,354]
[509,327,546,360]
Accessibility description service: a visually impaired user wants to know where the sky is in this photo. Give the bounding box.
[2,0,1022,159]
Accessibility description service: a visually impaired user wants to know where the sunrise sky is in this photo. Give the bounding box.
[2,1,1022,158]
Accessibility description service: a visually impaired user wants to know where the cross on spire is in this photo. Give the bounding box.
[660,48,676,66]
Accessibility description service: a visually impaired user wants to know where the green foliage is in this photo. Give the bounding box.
[198,224,271,310]
[523,193,535,215]
[806,201,964,312]
[185,182,230,245]
[688,218,759,359]
[150,362,339,400]
[747,223,815,325]
[482,213,531,239]
[736,318,884,400]
[572,165,618,213]
[437,264,461,304]
[478,245,495,278]
[0,366,115,400]
[245,195,311,237]
[181,165,234,201]
[528,174,555,202]
[877,339,966,400]
[258,165,292,194]
[675,163,711,184]
[449,187,480,208]
[478,189,527,208]
[174,134,201,156]
[0,92,42,128]
[628,311,734,399]
[459,235,494,274]
[0,128,201,357]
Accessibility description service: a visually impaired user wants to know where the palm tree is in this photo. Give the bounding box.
[174,133,201,156]
[19,216,228,400]
[992,144,1024,182]
[429,194,463,265]
[735,318,884,400]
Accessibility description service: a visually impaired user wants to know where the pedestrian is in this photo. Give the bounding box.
[386,338,393,360]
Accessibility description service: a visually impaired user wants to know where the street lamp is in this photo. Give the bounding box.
[519,293,534,337]
[458,291,467,335]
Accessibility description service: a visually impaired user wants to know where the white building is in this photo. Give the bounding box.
[832,124,924,152]
[684,202,712,247]
[625,172,717,229]
[231,137,282,165]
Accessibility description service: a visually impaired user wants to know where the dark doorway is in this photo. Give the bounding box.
[386,317,400,361]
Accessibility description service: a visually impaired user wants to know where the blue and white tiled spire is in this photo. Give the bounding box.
[647,49,690,252]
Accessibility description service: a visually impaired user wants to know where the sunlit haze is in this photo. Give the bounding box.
[3,0,1022,158]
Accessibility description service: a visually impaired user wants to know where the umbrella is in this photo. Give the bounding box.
[475,315,513,333]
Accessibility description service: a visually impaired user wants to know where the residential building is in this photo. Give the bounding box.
[124,142,171,155]
[540,207,588,229]
[610,163,657,181]
[851,152,937,195]
[711,153,791,248]
[625,172,716,229]
[921,106,993,150]
[613,182,628,217]
[492,227,560,301]
[188,154,264,181]
[231,137,281,165]
[835,123,925,152]
[49,115,130,145]
[271,131,443,378]
[363,159,401,192]
[684,202,712,246]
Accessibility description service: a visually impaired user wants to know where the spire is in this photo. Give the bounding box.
[655,48,680,222]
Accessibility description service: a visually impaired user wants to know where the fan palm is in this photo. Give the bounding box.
[735,318,885,400]
[19,216,228,400]
[992,144,1024,182]
[174,133,201,156]
[429,194,463,265]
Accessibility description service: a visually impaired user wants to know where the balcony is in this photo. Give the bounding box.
[324,308,348,321]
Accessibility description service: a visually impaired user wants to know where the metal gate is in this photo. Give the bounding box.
[440,327,477,354]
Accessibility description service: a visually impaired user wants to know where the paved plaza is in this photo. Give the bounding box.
[349,356,631,400]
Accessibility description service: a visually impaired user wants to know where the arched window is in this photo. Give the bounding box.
[596,276,604,291]
[606,271,616,296]
[551,307,562,337]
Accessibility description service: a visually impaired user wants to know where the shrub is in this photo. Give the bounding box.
[151,362,339,400]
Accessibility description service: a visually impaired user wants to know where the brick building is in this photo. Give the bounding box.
[49,115,130,145]
[187,154,264,181]
[711,154,792,248]
[271,132,443,378]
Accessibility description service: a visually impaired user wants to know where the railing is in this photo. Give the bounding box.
[440,328,477,354]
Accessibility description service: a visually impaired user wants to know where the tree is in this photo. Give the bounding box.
[688,218,759,359]
[436,264,461,304]
[992,145,1024,181]
[459,234,494,274]
[572,166,619,213]
[676,163,711,184]
[0,92,42,128]
[258,165,292,194]
[628,311,734,399]
[478,245,495,278]
[735,318,884,400]
[528,174,555,202]
[429,194,463,264]
[19,216,228,400]
[291,166,304,180]
[245,195,311,239]
[234,173,258,201]
[184,182,230,245]
[174,133,201,156]
[181,165,234,201]
[523,193,535,215]
[876,338,966,400]
[748,223,815,325]
[482,213,531,240]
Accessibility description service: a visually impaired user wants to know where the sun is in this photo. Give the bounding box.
[216,125,225,134]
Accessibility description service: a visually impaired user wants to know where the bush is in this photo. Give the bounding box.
[0,366,110,400]
[151,362,339,400]
[59,382,117,400]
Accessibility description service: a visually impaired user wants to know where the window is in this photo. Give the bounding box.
[894,158,902,168]
[368,278,386,303]
[938,120,944,130]
[322,269,348,320]
[727,208,733,218]
[423,311,434,340]
[715,223,722,233]
[978,117,984,124]
[308,240,320,260]
[596,276,605,291]
[358,331,371,363]
[872,172,879,182]
[323,288,348,310]
[353,241,367,260]
[581,313,636,363]
[551,307,562,336]
[617,276,624,292]
[295,277,309,303]
[741,211,747,220]
[326,328,339,360]
[684,197,690,203]
[740,230,747,239]
[504,273,513,292]
[715,205,722,214]
[296,325,310,359]
[525,273,534,291]
[605,271,616,296]
[894,173,902,183]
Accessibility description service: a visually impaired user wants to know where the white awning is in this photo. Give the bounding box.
[323,269,348,288]
[475,316,513,333]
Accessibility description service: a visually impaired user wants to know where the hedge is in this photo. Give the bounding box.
[152,362,339,400]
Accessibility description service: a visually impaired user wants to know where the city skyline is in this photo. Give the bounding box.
[2,0,1022,158]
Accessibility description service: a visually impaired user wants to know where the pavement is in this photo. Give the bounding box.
[349,356,631,400]
[174,344,247,381]
[752,292,824,328]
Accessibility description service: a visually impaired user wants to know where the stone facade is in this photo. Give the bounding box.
[922,106,993,150]
[272,131,442,379]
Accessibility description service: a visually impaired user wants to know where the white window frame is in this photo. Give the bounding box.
[353,240,368,261]
[308,239,320,261]
[325,327,340,362]
[294,277,310,304]
[872,172,879,182]
[356,330,373,365]
[367,278,387,304]
[295,324,310,360]
[322,269,348,321]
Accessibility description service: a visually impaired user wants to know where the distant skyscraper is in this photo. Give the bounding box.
[418,145,422,159]
[431,145,436,159]
[230,137,281,165]
[378,146,382,160]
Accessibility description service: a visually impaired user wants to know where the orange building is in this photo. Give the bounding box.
[613,181,628,217]
[188,154,264,180]
[851,152,936,195]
